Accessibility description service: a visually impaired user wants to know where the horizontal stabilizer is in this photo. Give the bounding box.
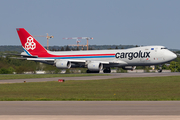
[4,53,38,58]
[9,57,28,59]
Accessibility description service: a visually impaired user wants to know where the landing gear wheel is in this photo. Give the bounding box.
[158,65,162,73]
[86,70,90,73]
[86,70,99,73]
[158,69,162,73]
[103,67,111,73]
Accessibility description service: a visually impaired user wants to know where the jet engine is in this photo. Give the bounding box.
[122,66,136,70]
[87,62,103,71]
[55,60,71,69]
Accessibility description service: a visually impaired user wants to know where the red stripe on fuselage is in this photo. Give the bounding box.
[35,53,115,58]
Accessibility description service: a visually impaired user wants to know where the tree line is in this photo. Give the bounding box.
[0,45,142,53]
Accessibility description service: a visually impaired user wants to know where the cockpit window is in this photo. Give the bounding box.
[161,47,168,49]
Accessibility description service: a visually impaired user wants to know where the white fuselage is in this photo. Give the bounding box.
[46,45,176,67]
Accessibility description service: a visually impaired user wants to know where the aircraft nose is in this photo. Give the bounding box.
[173,53,177,59]
[169,52,177,60]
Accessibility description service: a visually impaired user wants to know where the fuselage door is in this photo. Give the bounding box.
[152,47,164,62]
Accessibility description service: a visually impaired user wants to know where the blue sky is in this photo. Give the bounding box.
[0,0,180,49]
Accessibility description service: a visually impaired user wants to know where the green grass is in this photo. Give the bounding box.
[1,76,180,101]
[0,73,110,80]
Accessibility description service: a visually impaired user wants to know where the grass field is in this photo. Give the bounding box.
[1,76,180,101]
[0,73,109,80]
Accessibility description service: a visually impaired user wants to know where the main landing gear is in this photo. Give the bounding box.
[103,67,111,73]
[86,70,99,73]
[86,67,111,73]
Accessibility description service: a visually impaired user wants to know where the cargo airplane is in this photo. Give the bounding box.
[16,28,177,73]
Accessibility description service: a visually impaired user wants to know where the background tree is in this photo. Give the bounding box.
[169,61,180,72]
[65,45,71,51]
[60,47,64,51]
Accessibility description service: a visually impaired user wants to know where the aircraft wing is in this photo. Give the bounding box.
[27,58,85,62]
[26,58,127,65]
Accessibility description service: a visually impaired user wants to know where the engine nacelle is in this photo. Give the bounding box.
[55,60,71,69]
[87,62,103,71]
[122,66,136,70]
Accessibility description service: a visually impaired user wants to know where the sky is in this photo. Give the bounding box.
[0,0,180,49]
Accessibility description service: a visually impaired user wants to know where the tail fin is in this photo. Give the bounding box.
[16,28,48,57]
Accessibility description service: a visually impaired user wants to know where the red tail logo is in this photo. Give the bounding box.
[25,36,36,50]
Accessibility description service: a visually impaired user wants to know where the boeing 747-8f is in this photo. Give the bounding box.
[16,28,177,73]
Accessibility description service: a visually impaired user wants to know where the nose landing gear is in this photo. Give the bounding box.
[157,65,162,73]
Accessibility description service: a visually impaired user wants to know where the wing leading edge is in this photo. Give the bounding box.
[26,58,127,65]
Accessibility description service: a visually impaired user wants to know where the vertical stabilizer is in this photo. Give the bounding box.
[16,28,48,57]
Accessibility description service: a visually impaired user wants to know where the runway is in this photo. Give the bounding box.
[0,101,180,120]
[0,72,180,84]
[0,101,180,115]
